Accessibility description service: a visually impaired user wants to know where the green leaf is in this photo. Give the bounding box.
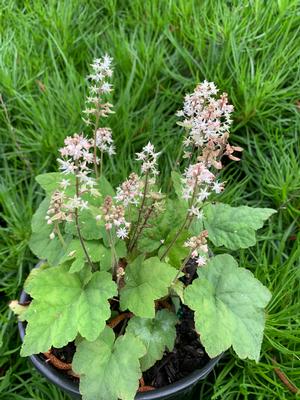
[29,225,72,266]
[21,265,117,356]
[158,229,189,269]
[36,172,75,195]
[120,256,178,318]
[65,209,102,240]
[188,217,204,236]
[126,310,177,371]
[31,197,49,232]
[97,175,115,197]
[59,239,108,273]
[72,327,146,400]
[204,204,276,250]
[184,254,271,361]
[171,171,183,199]
[138,199,186,253]
[30,197,72,265]
[85,240,127,272]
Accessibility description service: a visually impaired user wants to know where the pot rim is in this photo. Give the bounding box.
[18,264,223,399]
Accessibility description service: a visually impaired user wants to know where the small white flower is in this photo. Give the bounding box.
[198,188,210,201]
[136,142,159,176]
[60,179,70,190]
[57,159,77,175]
[107,145,116,156]
[116,227,128,239]
[101,82,112,93]
[101,54,113,70]
[80,200,89,211]
[49,232,55,240]
[199,244,208,253]
[191,250,198,258]
[143,142,155,154]
[188,206,203,220]
[196,256,207,267]
[212,181,224,194]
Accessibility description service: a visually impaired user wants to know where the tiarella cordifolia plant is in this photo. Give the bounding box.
[11,56,276,400]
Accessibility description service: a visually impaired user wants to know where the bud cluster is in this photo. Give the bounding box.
[184,230,209,266]
[102,196,130,239]
[136,142,160,176]
[95,127,115,156]
[115,173,143,207]
[45,191,72,225]
[46,191,88,239]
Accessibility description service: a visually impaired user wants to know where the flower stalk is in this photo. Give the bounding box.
[75,177,94,269]
[128,172,149,252]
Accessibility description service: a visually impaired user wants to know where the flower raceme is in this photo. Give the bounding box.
[177,81,234,150]
[82,55,114,125]
[176,83,242,234]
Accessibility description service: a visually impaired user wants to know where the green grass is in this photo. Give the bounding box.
[0,1,300,398]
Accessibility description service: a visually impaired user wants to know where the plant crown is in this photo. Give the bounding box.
[12,55,275,400]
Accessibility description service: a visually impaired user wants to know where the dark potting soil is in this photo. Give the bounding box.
[52,342,76,364]
[143,306,209,388]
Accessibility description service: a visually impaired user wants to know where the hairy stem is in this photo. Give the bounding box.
[75,177,94,269]
[108,229,118,278]
[171,249,193,285]
[100,150,103,176]
[129,202,155,252]
[159,213,190,261]
[128,172,149,252]
[160,180,198,261]
[55,223,66,248]
[93,112,100,178]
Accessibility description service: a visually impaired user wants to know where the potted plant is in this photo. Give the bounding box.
[11,55,275,400]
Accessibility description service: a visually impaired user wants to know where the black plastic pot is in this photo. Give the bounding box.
[18,284,222,400]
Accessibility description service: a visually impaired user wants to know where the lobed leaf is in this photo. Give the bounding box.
[120,256,178,318]
[72,327,146,400]
[204,203,276,250]
[126,309,177,371]
[65,208,103,240]
[184,254,271,361]
[21,265,117,356]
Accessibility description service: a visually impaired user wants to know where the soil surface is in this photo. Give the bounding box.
[143,306,209,388]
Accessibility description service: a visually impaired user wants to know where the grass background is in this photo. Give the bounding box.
[0,0,299,398]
